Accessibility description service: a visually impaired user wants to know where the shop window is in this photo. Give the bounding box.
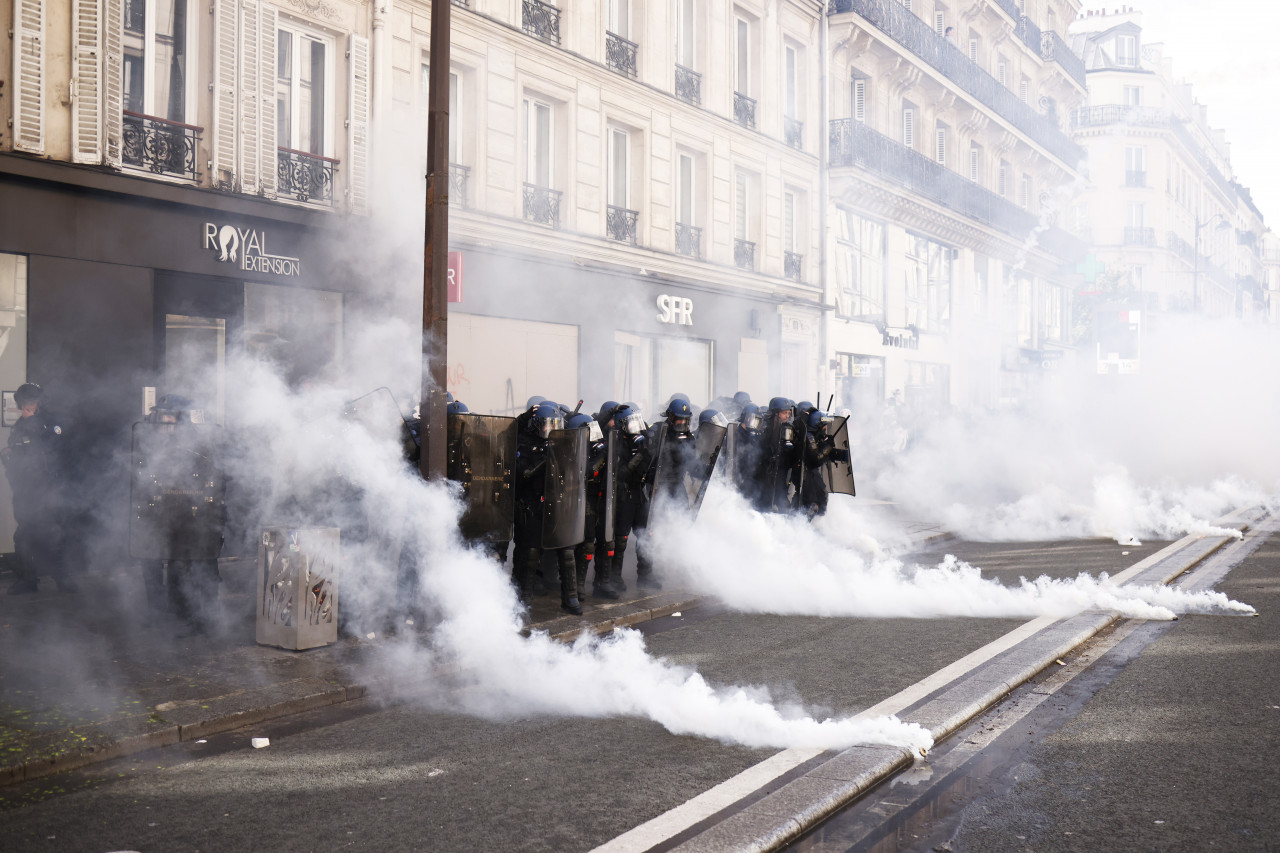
[244,283,343,390]
[905,234,953,334]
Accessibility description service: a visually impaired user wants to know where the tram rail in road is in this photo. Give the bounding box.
[592,506,1269,853]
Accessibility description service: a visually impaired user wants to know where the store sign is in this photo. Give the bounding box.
[203,223,302,277]
[656,294,694,326]
[448,251,463,302]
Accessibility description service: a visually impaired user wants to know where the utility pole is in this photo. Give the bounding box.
[419,0,451,481]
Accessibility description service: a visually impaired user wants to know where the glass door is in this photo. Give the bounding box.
[164,314,226,424]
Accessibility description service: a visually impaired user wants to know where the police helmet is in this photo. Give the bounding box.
[530,403,563,439]
[446,391,455,403]
[807,409,834,432]
[447,400,469,415]
[597,400,620,422]
[733,391,752,406]
[526,395,546,411]
[796,400,815,415]
[567,412,604,443]
[699,409,729,429]
[768,396,795,421]
[614,405,647,437]
[14,383,42,408]
[739,403,762,432]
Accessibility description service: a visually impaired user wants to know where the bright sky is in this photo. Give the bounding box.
[1080,3,1280,225]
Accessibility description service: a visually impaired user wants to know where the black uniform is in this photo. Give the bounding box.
[575,426,611,600]
[512,405,582,615]
[798,420,848,517]
[3,406,68,592]
[607,408,651,595]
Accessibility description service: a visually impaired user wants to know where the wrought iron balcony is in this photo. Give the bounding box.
[606,31,638,79]
[277,147,337,204]
[825,0,1081,166]
[734,238,755,271]
[1125,170,1146,188]
[734,92,757,130]
[523,183,562,228]
[449,163,470,209]
[1166,231,1195,263]
[522,0,560,46]
[828,117,1082,260]
[675,65,701,106]
[675,223,702,259]
[1014,16,1041,57]
[607,204,639,244]
[1123,226,1157,246]
[784,251,803,282]
[1071,104,1169,128]
[122,111,200,181]
[1040,30,1086,88]
[784,117,803,150]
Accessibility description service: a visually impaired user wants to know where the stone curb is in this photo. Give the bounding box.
[666,513,1259,852]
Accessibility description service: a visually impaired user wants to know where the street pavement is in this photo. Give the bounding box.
[0,506,1265,853]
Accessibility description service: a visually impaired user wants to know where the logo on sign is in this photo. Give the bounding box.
[656,294,693,326]
[204,223,302,277]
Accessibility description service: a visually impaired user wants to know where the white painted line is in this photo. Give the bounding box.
[592,521,1255,853]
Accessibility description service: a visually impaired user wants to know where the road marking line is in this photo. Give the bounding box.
[591,521,1258,853]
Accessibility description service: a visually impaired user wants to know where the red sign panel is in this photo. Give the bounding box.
[447,251,463,303]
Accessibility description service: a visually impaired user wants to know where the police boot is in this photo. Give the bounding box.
[574,544,590,602]
[610,535,629,595]
[512,547,538,604]
[557,548,583,616]
[636,548,662,591]
[592,541,621,600]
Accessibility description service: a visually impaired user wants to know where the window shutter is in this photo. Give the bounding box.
[997,59,1007,87]
[969,147,979,182]
[1020,78,1029,103]
[12,0,46,154]
[71,0,102,163]
[903,108,914,149]
[239,0,263,195]
[102,0,123,166]
[348,33,371,214]
[258,3,278,198]
[968,39,978,62]
[212,0,238,188]
[853,79,865,122]
[934,12,944,36]
[935,126,945,165]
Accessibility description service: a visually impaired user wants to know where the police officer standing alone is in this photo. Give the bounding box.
[3,383,71,594]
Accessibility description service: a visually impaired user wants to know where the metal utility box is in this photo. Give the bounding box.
[255,527,341,650]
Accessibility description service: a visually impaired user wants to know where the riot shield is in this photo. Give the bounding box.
[130,422,226,559]
[822,415,857,497]
[599,430,620,543]
[446,413,518,543]
[541,427,587,549]
[759,417,799,513]
[688,422,728,518]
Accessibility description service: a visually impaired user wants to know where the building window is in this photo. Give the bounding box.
[734,15,751,98]
[419,64,460,162]
[934,123,947,166]
[852,76,866,122]
[734,170,755,270]
[968,36,979,63]
[123,0,192,122]
[608,0,629,38]
[676,151,701,258]
[997,56,1008,88]
[835,208,885,318]
[1116,34,1137,67]
[277,23,333,157]
[784,188,803,282]
[607,126,637,244]
[523,96,560,226]
[999,160,1009,197]
[1124,85,1142,106]
[905,234,953,333]
[1020,174,1031,208]
[903,104,915,149]
[934,11,944,36]
[675,0,695,68]
[969,144,981,183]
[1019,76,1030,104]
[1125,146,1146,187]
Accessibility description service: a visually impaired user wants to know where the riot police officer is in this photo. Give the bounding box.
[603,404,650,596]
[567,412,611,602]
[2,383,70,594]
[513,403,582,615]
[753,396,801,513]
[632,398,697,591]
[798,409,850,517]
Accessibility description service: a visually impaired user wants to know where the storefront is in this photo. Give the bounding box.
[0,157,363,555]
[445,245,787,418]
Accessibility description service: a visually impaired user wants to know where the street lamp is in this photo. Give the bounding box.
[1192,212,1230,314]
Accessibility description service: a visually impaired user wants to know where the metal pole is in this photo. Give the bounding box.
[419,0,451,481]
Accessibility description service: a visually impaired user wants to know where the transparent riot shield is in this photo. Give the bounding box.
[541,427,588,550]
[447,413,518,543]
[822,415,857,497]
[759,417,800,513]
[599,430,620,543]
[130,422,226,559]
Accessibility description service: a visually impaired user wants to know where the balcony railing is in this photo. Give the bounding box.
[828,117,1082,260]
[606,32,638,79]
[675,223,702,259]
[1167,231,1195,263]
[277,148,337,204]
[449,163,470,208]
[122,112,200,181]
[1071,104,1169,128]
[734,92,757,130]
[523,183,562,228]
[988,0,1020,22]
[607,205,639,244]
[827,0,1082,166]
[522,0,560,46]
[1014,16,1041,58]
[1125,170,1147,188]
[1041,29,1086,88]
[784,251,804,282]
[1123,226,1157,246]
[734,238,755,271]
[675,65,701,106]
[784,117,803,149]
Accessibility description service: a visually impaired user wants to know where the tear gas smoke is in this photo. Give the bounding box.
[646,489,1257,622]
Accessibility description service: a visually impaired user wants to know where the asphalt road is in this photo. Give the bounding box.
[6,533,1257,853]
